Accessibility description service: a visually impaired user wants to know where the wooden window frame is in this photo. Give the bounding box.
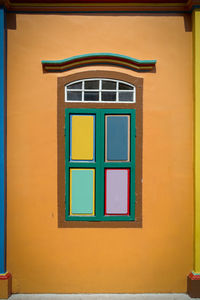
[58,70,143,228]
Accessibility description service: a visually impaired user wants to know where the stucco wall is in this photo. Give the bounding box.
[7,13,193,293]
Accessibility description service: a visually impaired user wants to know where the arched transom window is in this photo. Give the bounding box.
[65,79,136,103]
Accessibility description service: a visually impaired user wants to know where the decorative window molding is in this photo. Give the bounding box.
[57,70,143,228]
[42,53,156,73]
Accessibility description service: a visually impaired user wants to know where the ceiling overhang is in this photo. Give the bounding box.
[1,0,200,13]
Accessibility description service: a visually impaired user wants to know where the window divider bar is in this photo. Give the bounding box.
[68,162,97,168]
[99,79,102,102]
[116,81,119,102]
[95,110,102,219]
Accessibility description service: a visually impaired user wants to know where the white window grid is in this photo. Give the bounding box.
[65,78,136,103]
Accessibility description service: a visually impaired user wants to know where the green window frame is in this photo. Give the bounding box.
[65,108,136,221]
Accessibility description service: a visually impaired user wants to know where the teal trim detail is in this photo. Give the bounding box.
[192,271,200,275]
[42,53,156,65]
[65,108,136,222]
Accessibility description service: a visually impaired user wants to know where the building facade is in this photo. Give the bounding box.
[0,0,199,298]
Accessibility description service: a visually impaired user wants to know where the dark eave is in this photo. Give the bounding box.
[1,0,199,13]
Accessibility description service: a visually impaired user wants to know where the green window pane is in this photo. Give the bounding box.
[70,168,95,215]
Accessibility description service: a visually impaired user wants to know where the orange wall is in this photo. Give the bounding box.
[7,14,193,293]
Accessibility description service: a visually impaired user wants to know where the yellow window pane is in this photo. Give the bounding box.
[71,115,94,161]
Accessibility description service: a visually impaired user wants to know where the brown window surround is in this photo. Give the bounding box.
[57,70,143,228]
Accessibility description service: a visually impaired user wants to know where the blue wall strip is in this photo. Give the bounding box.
[0,8,6,274]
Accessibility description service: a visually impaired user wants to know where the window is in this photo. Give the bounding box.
[65,108,135,221]
[58,71,142,227]
[65,79,135,103]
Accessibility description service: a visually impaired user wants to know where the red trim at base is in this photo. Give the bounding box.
[0,272,11,280]
[189,272,200,280]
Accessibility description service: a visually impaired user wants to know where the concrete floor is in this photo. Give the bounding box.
[4,294,200,300]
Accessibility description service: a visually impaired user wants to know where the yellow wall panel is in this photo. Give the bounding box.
[71,115,94,161]
[193,9,200,273]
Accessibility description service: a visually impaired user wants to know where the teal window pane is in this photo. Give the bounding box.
[70,169,95,215]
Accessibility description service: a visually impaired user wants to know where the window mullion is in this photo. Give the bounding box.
[95,110,103,219]
[116,81,119,102]
[100,110,105,219]
[82,81,84,101]
[99,79,102,101]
